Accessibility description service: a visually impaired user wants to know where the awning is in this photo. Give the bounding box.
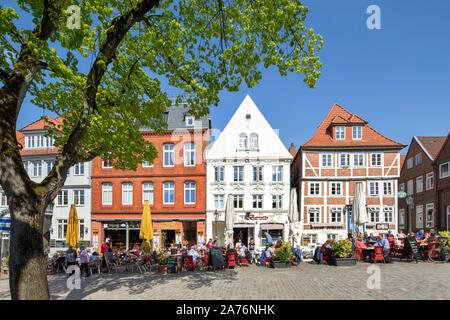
[233,224,255,228]
[260,223,284,230]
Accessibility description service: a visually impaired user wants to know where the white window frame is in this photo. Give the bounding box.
[339,153,350,167]
[440,162,450,179]
[416,176,424,193]
[0,191,7,207]
[416,205,424,229]
[407,179,414,195]
[320,154,333,168]
[370,153,383,167]
[184,142,196,166]
[352,126,362,140]
[308,182,321,196]
[368,206,381,223]
[57,190,69,206]
[233,194,244,209]
[184,182,196,204]
[252,194,263,209]
[329,182,343,196]
[369,181,379,196]
[415,153,422,166]
[399,208,405,227]
[121,183,133,205]
[46,160,54,175]
[74,162,85,176]
[233,166,244,182]
[272,165,283,182]
[335,126,345,140]
[185,116,195,126]
[102,159,113,168]
[32,160,42,177]
[142,160,153,168]
[383,206,394,223]
[238,133,248,149]
[102,183,113,205]
[142,182,154,204]
[272,194,283,210]
[249,133,258,149]
[163,143,175,167]
[214,194,224,209]
[308,207,321,223]
[253,166,264,182]
[383,181,393,196]
[214,166,224,182]
[163,182,175,204]
[353,153,365,167]
[426,172,434,190]
[73,189,85,206]
[425,203,434,228]
[406,157,414,169]
[330,207,343,223]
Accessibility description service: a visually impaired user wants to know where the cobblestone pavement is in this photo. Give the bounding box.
[1,261,449,300]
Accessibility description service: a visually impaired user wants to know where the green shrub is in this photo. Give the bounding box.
[1,256,8,269]
[157,251,168,265]
[273,242,294,262]
[332,240,354,258]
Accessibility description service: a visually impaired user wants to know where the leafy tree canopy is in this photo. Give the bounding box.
[0,0,323,170]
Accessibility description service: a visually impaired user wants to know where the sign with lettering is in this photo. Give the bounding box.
[403,235,420,262]
[246,214,268,221]
[376,223,389,230]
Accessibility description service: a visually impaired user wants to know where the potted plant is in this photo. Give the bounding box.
[1,256,8,274]
[331,239,356,266]
[272,242,293,268]
[157,251,169,274]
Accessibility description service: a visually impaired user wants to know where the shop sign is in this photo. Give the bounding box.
[245,214,268,221]
[376,223,389,230]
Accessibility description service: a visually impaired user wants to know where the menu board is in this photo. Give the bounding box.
[403,235,420,262]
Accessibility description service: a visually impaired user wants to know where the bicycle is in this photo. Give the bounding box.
[428,247,450,263]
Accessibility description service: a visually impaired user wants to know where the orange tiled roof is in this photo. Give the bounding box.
[20,116,63,132]
[415,136,447,160]
[302,103,405,148]
[17,116,61,156]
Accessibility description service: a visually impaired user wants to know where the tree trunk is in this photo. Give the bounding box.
[8,196,49,300]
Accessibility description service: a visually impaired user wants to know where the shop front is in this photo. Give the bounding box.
[260,223,285,247]
[233,223,255,245]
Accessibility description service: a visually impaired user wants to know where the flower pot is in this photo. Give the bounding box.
[159,264,168,274]
[272,261,291,268]
[331,257,357,266]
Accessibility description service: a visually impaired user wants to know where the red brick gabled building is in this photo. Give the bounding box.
[90,105,211,251]
[291,104,405,244]
[398,136,447,233]
[435,132,450,231]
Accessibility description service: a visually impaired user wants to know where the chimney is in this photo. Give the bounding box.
[289,143,297,157]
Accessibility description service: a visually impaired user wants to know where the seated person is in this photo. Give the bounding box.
[187,245,201,265]
[415,229,425,240]
[355,236,370,261]
[264,243,275,266]
[376,234,390,256]
[292,245,302,264]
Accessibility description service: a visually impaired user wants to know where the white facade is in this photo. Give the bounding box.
[21,129,92,252]
[206,95,292,249]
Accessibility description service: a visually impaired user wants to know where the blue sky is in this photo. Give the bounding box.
[14,0,450,154]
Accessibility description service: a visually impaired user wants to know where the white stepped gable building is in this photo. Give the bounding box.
[206,95,292,248]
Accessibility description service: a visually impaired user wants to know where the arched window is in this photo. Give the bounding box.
[249,133,258,149]
[238,133,248,149]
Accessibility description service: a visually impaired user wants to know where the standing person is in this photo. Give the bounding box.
[79,248,90,277]
[66,246,78,276]
[206,238,213,250]
[248,238,256,264]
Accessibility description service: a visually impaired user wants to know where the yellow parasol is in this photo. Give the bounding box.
[139,200,153,253]
[65,204,79,248]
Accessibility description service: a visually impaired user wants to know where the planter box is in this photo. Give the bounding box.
[331,258,357,266]
[159,265,168,274]
[272,261,291,268]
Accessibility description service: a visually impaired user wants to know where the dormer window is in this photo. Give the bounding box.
[238,133,248,149]
[335,126,345,140]
[24,134,54,149]
[352,126,362,140]
[249,133,258,149]
[185,116,195,126]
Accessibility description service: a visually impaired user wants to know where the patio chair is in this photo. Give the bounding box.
[136,255,148,274]
[89,259,101,275]
[103,252,118,273]
[226,253,236,269]
[371,246,385,263]
[183,255,198,271]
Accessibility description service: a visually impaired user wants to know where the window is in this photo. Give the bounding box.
[330,182,342,196]
[321,154,333,167]
[252,194,263,209]
[184,142,196,166]
[25,134,53,149]
[308,207,321,223]
[327,234,338,241]
[57,219,67,239]
[272,166,283,182]
[249,133,258,149]
[102,159,113,168]
[122,183,133,205]
[185,116,195,126]
[253,166,264,182]
[440,162,450,179]
[214,166,224,182]
[416,205,424,228]
[184,182,196,204]
[46,160,54,175]
[57,190,68,206]
[330,207,343,223]
[335,126,345,140]
[272,195,283,209]
[142,160,153,168]
[142,182,154,204]
[415,153,422,166]
[238,133,248,149]
[32,161,42,177]
[233,194,243,209]
[416,176,424,193]
[23,161,29,174]
[407,179,414,195]
[424,172,433,190]
[74,162,84,175]
[214,194,224,209]
[352,126,362,140]
[384,206,394,223]
[73,190,85,206]
[426,203,434,228]
[102,183,112,205]
[406,157,414,169]
[371,153,382,166]
[233,166,244,182]
[0,191,7,206]
[339,153,350,167]
[399,183,405,192]
[383,181,393,196]
[399,209,405,226]
[369,181,379,196]
[368,207,381,223]
[309,182,320,196]
[163,144,175,167]
[163,182,175,204]
[353,154,364,167]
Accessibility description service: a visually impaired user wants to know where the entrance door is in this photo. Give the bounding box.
[162,230,176,248]
[233,228,248,245]
[447,206,450,232]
